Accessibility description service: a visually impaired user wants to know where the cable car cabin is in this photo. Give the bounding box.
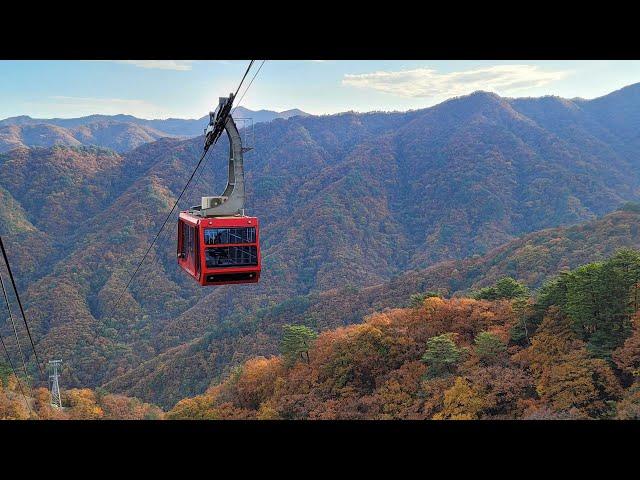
[178,95,260,286]
[177,212,261,286]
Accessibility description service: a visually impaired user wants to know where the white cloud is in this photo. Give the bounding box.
[115,60,193,71]
[342,65,570,98]
[28,96,167,119]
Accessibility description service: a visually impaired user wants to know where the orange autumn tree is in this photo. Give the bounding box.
[516,307,622,418]
[99,393,164,420]
[0,376,31,420]
[166,393,220,420]
[168,297,523,420]
[164,250,640,421]
[32,387,68,420]
[433,377,485,420]
[615,384,640,419]
[64,389,104,420]
[612,314,640,383]
[612,314,640,418]
[231,357,284,411]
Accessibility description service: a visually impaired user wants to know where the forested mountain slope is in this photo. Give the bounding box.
[105,208,640,407]
[0,122,173,153]
[167,250,640,419]
[2,84,640,406]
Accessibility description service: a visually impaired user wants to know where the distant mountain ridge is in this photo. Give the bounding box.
[0,121,170,153]
[0,107,311,149]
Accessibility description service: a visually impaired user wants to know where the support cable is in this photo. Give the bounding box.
[0,332,33,416]
[0,268,33,394]
[232,60,266,117]
[0,236,45,379]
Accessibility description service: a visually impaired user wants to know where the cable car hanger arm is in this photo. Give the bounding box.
[203,93,235,153]
[193,95,247,217]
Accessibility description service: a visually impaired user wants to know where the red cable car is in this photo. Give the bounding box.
[177,213,260,285]
[178,96,261,286]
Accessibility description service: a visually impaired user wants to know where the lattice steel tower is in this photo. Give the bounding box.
[48,360,63,409]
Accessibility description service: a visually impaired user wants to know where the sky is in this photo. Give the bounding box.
[1,60,640,120]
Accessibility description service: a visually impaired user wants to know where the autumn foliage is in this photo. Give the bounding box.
[2,251,640,420]
[168,252,640,420]
[0,376,163,420]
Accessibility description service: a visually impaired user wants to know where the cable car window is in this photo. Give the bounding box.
[185,224,190,259]
[182,223,195,266]
[193,226,199,274]
[204,227,256,245]
[189,226,194,259]
[205,246,258,268]
[178,223,186,258]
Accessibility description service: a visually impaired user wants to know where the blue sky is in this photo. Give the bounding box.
[1,60,640,120]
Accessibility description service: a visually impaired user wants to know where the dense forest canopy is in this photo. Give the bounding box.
[4,250,638,419]
[167,251,640,420]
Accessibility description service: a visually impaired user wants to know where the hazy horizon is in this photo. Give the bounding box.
[1,76,638,123]
[1,60,640,120]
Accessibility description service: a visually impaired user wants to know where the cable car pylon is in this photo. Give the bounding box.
[48,359,63,409]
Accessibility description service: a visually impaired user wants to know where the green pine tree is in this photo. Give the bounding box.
[473,277,529,301]
[280,324,318,366]
[421,333,465,378]
[474,331,507,364]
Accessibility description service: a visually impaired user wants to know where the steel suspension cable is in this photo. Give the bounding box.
[194,60,266,196]
[232,60,266,117]
[0,332,33,416]
[234,60,255,98]
[0,268,32,389]
[102,147,209,322]
[0,236,45,379]
[190,59,257,195]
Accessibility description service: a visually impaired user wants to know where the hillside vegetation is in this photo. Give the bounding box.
[168,251,640,419]
[0,122,172,153]
[105,208,640,407]
[3,84,640,407]
[5,249,638,420]
[0,375,163,420]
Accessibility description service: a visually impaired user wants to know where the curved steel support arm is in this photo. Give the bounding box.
[196,97,246,217]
